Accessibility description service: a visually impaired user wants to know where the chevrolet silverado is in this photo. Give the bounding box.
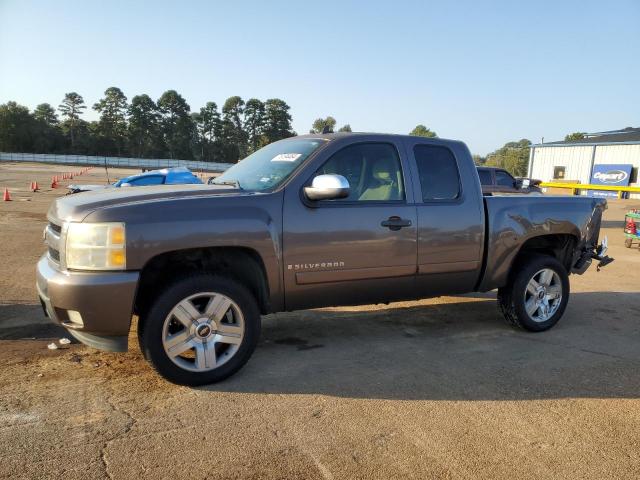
[37,133,612,385]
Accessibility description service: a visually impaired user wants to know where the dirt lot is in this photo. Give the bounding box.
[1,162,640,479]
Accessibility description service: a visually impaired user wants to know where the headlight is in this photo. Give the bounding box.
[65,222,126,270]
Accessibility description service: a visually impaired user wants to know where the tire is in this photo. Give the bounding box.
[625,237,633,248]
[139,274,261,386]
[497,254,570,332]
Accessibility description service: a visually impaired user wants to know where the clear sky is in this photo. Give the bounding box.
[1,0,638,154]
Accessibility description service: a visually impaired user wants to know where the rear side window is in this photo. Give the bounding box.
[414,145,460,201]
[495,170,515,187]
[129,175,164,186]
[478,169,492,185]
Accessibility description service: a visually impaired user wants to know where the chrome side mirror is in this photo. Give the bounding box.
[304,174,350,201]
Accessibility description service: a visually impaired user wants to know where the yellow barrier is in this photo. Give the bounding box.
[539,182,640,199]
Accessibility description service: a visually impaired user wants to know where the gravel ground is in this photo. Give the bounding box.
[1,162,639,479]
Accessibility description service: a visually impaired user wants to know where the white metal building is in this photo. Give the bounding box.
[528,128,640,199]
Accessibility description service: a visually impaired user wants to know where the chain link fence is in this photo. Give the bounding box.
[0,152,232,173]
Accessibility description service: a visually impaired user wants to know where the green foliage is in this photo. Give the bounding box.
[0,89,288,162]
[32,103,64,153]
[472,154,485,165]
[93,87,128,155]
[262,99,294,144]
[310,116,336,134]
[338,124,352,132]
[128,94,161,158]
[0,102,36,152]
[33,103,58,126]
[58,92,86,149]
[222,96,248,161]
[157,90,195,159]
[409,124,437,138]
[243,98,265,153]
[564,132,586,141]
[193,101,223,161]
[484,139,531,176]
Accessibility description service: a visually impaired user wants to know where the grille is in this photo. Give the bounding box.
[48,247,60,262]
[46,220,62,265]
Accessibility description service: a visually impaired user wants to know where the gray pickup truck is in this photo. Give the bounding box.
[37,133,612,385]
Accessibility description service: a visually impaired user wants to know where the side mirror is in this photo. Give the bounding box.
[304,174,350,201]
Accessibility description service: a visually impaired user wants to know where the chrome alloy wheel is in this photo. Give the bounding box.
[162,292,245,372]
[524,268,563,322]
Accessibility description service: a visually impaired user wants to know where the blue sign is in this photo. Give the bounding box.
[589,164,633,198]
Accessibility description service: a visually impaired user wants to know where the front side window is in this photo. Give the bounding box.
[495,170,515,187]
[316,143,404,202]
[414,145,460,201]
[214,138,327,191]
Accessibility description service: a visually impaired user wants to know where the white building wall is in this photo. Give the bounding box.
[530,143,640,199]
[529,145,594,184]
[593,144,640,167]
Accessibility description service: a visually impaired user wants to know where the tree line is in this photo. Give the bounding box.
[476,131,589,177]
[6,87,543,175]
[0,88,297,163]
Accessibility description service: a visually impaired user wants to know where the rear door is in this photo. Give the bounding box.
[282,138,418,310]
[405,139,484,296]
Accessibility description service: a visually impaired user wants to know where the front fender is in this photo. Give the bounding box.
[83,192,284,311]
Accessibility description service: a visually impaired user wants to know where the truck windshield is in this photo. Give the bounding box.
[213,138,327,191]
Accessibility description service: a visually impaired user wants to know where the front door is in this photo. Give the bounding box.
[282,140,418,310]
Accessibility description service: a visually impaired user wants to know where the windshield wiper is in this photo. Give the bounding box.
[211,179,242,189]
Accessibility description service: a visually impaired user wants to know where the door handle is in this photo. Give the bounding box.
[381,216,412,231]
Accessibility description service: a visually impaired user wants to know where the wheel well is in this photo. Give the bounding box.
[134,247,270,318]
[514,234,578,272]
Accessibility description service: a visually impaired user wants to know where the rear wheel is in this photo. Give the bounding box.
[498,254,570,332]
[140,274,260,385]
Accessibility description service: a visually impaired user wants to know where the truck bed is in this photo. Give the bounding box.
[478,195,607,291]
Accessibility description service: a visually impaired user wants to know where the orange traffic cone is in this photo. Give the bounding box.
[3,188,11,201]
[51,177,58,188]
[34,181,39,192]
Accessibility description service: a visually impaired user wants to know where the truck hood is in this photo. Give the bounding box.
[49,183,244,223]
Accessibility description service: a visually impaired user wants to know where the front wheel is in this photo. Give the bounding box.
[498,254,570,332]
[140,274,261,386]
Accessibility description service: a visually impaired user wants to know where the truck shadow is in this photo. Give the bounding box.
[0,304,70,341]
[2,293,638,401]
[206,291,640,401]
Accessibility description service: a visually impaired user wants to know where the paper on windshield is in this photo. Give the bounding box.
[271,153,301,162]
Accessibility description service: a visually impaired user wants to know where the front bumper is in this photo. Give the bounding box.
[36,254,139,352]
